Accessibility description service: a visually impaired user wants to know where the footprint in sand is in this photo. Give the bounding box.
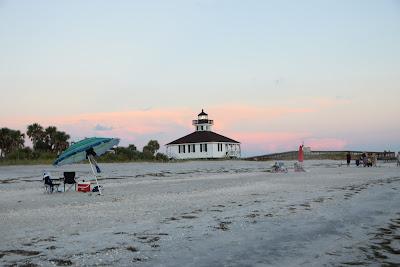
[214,221,232,231]
[126,246,138,252]
[50,258,74,266]
[354,215,400,263]
[113,231,128,235]
[288,207,297,213]
[300,203,311,209]
[0,249,41,258]
[245,213,260,218]
[210,209,223,212]
[132,257,147,262]
[161,217,180,223]
[181,215,198,219]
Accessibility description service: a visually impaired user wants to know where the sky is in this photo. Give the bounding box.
[0,0,399,156]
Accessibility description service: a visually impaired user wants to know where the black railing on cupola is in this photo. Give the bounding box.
[192,119,214,125]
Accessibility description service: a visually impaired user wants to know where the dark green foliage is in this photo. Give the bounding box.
[6,148,56,161]
[1,124,168,165]
[0,128,25,157]
[155,152,169,162]
[142,140,160,156]
[98,145,169,163]
[26,123,70,154]
[128,144,137,151]
[26,123,44,150]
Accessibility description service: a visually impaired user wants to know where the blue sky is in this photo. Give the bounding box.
[1,0,399,155]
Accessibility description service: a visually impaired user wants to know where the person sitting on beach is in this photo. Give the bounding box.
[367,156,372,167]
[43,171,55,193]
[272,162,280,172]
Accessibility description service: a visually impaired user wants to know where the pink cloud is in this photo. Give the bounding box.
[310,97,352,109]
[206,104,315,131]
[51,109,195,147]
[231,132,347,154]
[232,131,310,153]
[0,101,349,154]
[305,138,347,150]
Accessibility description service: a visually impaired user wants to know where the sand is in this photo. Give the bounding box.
[0,160,399,266]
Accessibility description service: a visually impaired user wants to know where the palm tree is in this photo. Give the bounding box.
[53,131,70,154]
[45,126,58,151]
[11,130,25,150]
[144,140,160,155]
[10,130,25,160]
[0,128,10,157]
[0,128,25,157]
[27,123,45,150]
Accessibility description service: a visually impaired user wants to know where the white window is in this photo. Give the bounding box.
[200,144,207,152]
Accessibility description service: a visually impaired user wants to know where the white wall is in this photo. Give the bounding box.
[166,142,241,159]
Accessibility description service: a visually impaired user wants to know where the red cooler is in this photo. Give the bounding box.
[77,182,91,192]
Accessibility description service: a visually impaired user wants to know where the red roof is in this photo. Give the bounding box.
[166,131,240,145]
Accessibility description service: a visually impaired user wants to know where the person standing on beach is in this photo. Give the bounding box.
[346,152,351,166]
[362,152,368,167]
[397,152,400,167]
[372,153,377,167]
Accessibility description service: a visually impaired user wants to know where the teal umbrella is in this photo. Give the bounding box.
[54,137,119,166]
[53,137,120,194]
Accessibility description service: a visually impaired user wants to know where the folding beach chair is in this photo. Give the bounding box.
[43,171,60,193]
[63,172,77,192]
[294,162,305,172]
[271,162,288,173]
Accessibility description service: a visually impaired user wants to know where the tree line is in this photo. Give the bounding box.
[0,123,168,163]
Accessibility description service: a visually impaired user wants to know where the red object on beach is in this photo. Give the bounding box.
[298,145,304,162]
[77,182,91,192]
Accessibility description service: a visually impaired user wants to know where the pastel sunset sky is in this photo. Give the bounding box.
[1,0,399,156]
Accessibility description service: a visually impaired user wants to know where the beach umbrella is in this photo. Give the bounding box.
[298,145,304,163]
[53,137,120,194]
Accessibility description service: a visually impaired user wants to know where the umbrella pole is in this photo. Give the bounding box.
[88,156,102,195]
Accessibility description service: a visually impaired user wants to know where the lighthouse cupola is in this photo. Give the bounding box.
[192,109,214,131]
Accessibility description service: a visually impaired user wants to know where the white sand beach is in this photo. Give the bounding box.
[0,160,399,266]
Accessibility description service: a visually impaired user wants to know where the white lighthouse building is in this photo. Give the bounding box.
[166,110,241,159]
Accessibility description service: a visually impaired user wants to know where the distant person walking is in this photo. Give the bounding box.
[397,152,400,167]
[346,152,351,166]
